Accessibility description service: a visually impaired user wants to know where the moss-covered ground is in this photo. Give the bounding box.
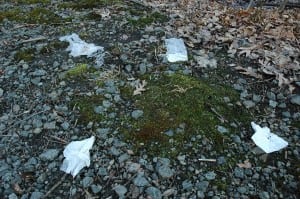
[119,73,250,158]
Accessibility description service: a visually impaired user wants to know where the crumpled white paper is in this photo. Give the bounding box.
[251,122,288,153]
[59,33,104,67]
[165,38,188,62]
[61,136,95,177]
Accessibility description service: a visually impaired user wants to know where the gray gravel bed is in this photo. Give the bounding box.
[0,1,299,199]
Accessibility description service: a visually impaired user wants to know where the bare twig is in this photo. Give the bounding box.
[1,110,49,134]
[198,158,217,162]
[48,135,68,144]
[43,173,67,199]
[20,36,47,44]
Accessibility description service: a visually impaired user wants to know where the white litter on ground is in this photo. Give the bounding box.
[165,38,188,62]
[61,136,95,177]
[251,122,288,153]
[59,33,104,67]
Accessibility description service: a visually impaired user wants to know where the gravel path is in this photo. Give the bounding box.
[0,1,299,199]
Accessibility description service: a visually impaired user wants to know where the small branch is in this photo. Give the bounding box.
[1,110,49,134]
[43,173,67,199]
[20,36,47,44]
[48,135,68,144]
[198,158,217,162]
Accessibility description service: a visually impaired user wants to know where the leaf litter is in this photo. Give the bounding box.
[141,0,299,92]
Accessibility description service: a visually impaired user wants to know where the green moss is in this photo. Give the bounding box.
[40,41,69,54]
[65,64,95,79]
[59,0,123,10]
[14,48,35,62]
[70,95,105,125]
[291,120,300,129]
[120,73,250,157]
[0,9,22,22]
[13,0,50,4]
[128,11,169,27]
[0,8,68,24]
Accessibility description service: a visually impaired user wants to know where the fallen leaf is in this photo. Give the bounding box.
[133,80,147,96]
[13,183,23,194]
[235,66,262,79]
[237,159,252,169]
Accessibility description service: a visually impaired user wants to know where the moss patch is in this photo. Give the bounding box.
[58,0,123,10]
[64,63,95,79]
[13,0,50,4]
[40,41,69,54]
[14,48,35,62]
[0,8,68,24]
[128,11,169,27]
[120,73,250,157]
[70,95,106,125]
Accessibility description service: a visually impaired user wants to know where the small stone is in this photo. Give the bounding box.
[217,125,228,134]
[98,167,108,176]
[0,88,3,97]
[162,188,176,197]
[128,163,141,173]
[43,121,56,129]
[61,121,70,130]
[139,63,147,75]
[9,193,18,199]
[82,176,93,188]
[259,191,270,199]
[278,103,286,108]
[146,186,162,199]
[133,173,149,187]
[237,186,247,194]
[114,185,127,197]
[157,165,174,178]
[131,110,143,119]
[233,84,243,91]
[217,156,226,165]
[234,167,244,179]
[177,155,186,165]
[252,94,261,102]
[39,149,59,161]
[110,146,121,156]
[33,128,42,134]
[267,92,276,100]
[94,106,105,114]
[196,181,209,192]
[290,95,300,105]
[102,100,112,108]
[182,180,193,191]
[118,153,130,163]
[30,191,43,199]
[269,100,277,108]
[243,100,255,108]
[91,184,102,194]
[205,171,216,180]
[165,130,174,137]
[13,104,20,113]
[282,111,291,118]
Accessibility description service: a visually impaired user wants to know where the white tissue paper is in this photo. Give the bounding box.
[165,38,188,62]
[59,33,104,67]
[61,136,95,177]
[251,122,288,153]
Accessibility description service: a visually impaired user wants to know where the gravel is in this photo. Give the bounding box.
[0,1,299,199]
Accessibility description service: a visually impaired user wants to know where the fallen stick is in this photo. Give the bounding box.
[20,36,47,44]
[198,158,217,162]
[42,173,67,199]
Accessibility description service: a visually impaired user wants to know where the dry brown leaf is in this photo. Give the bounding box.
[237,159,252,169]
[133,80,147,96]
[265,26,296,41]
[235,66,263,79]
[13,183,23,194]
